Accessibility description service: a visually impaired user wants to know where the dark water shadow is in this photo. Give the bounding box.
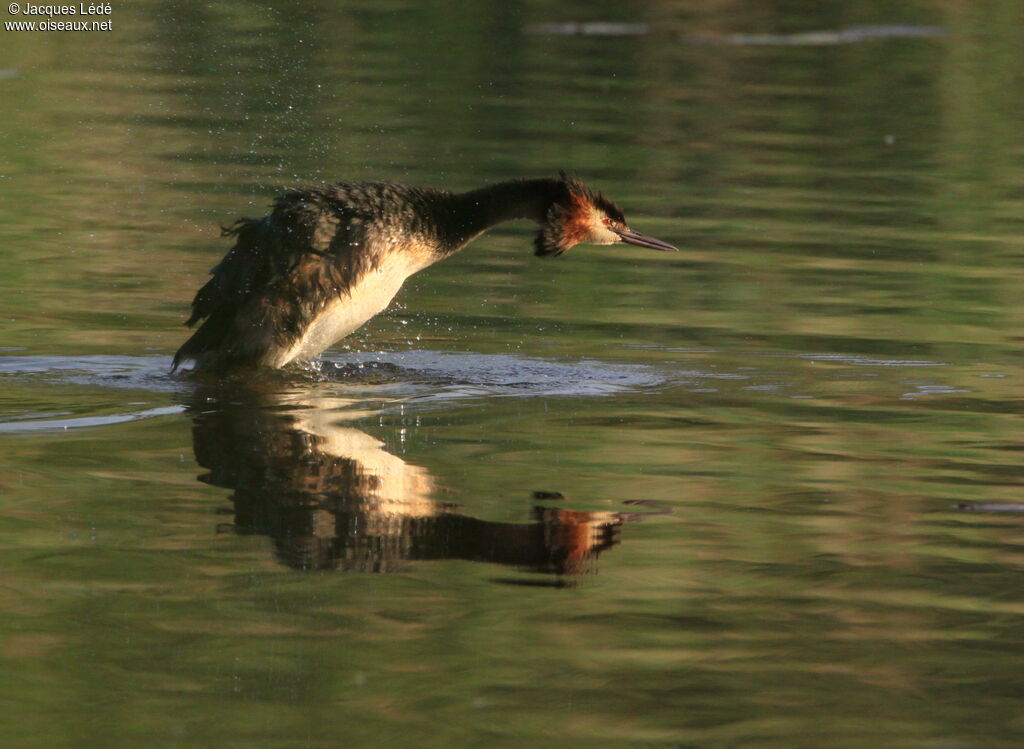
[188,384,639,582]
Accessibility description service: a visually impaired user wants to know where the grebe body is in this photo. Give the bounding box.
[174,175,676,373]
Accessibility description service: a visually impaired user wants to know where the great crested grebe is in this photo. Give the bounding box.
[173,173,677,373]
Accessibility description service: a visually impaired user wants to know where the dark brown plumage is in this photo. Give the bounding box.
[174,173,676,373]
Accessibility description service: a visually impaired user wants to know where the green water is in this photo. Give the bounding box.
[2,2,1023,747]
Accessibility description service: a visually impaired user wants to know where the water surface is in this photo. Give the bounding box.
[1,2,1023,747]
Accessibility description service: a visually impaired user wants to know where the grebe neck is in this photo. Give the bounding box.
[439,178,563,255]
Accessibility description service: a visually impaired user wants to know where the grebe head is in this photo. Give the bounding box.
[534,173,679,257]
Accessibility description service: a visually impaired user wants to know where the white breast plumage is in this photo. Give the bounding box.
[274,256,424,367]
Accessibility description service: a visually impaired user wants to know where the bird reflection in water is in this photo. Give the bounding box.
[189,387,625,582]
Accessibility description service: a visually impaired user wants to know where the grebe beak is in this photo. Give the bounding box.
[612,227,678,252]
